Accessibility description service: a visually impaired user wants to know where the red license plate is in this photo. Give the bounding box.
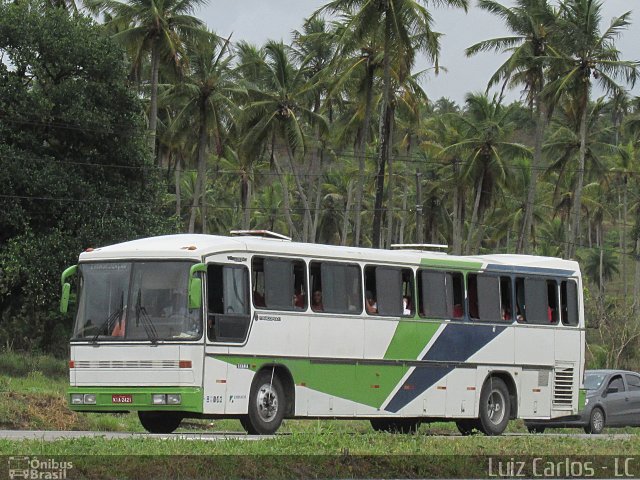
[112,394,133,404]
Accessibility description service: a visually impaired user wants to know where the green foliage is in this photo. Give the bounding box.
[0,0,172,355]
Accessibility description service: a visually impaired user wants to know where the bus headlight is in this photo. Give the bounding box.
[83,394,97,405]
[167,394,182,405]
[152,394,167,405]
[71,394,84,405]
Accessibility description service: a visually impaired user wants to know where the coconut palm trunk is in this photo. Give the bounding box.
[372,5,393,249]
[149,44,160,159]
[568,96,589,259]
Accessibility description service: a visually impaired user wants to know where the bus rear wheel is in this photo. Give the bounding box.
[370,418,421,434]
[242,370,286,435]
[138,411,182,434]
[478,377,510,436]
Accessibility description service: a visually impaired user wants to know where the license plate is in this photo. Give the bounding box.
[112,394,133,404]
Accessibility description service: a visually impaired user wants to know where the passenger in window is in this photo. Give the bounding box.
[311,290,323,312]
[293,290,305,309]
[365,290,377,314]
[402,296,411,315]
[452,304,463,318]
[501,307,512,321]
[547,306,554,322]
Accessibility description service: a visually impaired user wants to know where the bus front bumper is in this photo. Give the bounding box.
[68,386,203,413]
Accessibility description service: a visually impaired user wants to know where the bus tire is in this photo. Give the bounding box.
[138,411,182,434]
[370,418,421,434]
[456,419,479,436]
[478,377,510,436]
[244,370,286,435]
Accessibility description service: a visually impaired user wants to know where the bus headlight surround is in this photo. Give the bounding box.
[71,393,84,405]
[152,394,167,405]
[83,393,97,404]
[167,394,182,405]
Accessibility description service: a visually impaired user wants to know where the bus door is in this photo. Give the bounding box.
[202,257,252,415]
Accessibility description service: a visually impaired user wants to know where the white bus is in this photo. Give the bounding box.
[62,231,585,435]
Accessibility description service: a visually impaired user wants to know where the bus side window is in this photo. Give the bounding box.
[259,257,307,311]
[524,278,549,325]
[500,277,513,321]
[561,280,579,326]
[515,277,526,322]
[468,274,501,322]
[418,270,462,319]
[547,280,559,324]
[364,266,405,316]
[312,262,362,314]
[207,264,250,342]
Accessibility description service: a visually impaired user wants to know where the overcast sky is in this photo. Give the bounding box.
[195,0,639,105]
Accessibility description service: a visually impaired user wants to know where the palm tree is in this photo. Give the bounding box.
[543,98,611,254]
[239,41,327,241]
[319,0,468,248]
[162,31,236,233]
[544,0,639,258]
[87,0,208,160]
[442,93,531,254]
[466,0,558,254]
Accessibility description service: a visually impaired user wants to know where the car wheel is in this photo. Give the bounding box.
[478,377,510,436]
[242,370,286,435]
[584,407,605,434]
[527,425,545,434]
[138,411,182,433]
[370,418,421,434]
[456,419,480,436]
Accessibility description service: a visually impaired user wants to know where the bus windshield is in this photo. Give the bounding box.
[72,261,202,341]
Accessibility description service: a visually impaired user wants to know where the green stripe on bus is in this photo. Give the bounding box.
[67,386,203,413]
[420,258,483,270]
[383,321,441,360]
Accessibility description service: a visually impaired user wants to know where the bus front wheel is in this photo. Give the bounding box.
[478,377,510,436]
[138,411,182,434]
[243,370,286,435]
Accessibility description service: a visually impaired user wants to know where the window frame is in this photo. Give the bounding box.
[251,256,307,312]
[309,260,363,315]
[417,269,464,320]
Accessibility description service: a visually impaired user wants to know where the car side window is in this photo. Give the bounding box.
[625,374,640,392]
[608,375,625,393]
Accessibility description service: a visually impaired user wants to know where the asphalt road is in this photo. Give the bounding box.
[0,430,633,441]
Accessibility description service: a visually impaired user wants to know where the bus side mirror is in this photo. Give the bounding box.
[189,278,203,310]
[60,265,78,314]
[188,263,206,310]
[60,283,72,313]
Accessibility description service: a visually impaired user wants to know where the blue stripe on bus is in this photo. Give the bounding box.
[484,264,576,277]
[385,323,507,413]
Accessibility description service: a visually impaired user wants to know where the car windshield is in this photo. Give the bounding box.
[72,261,202,341]
[584,372,607,391]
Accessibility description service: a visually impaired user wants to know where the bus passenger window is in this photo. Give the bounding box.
[364,266,408,316]
[524,278,550,325]
[418,270,463,319]
[468,274,501,321]
[252,257,307,311]
[561,280,579,326]
[515,277,526,322]
[500,277,513,321]
[547,280,558,324]
[311,261,362,314]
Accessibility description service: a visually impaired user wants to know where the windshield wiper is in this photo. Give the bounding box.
[135,289,158,344]
[91,293,125,343]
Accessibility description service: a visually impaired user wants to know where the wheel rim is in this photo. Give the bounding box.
[487,389,506,425]
[256,382,279,423]
[592,410,604,432]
